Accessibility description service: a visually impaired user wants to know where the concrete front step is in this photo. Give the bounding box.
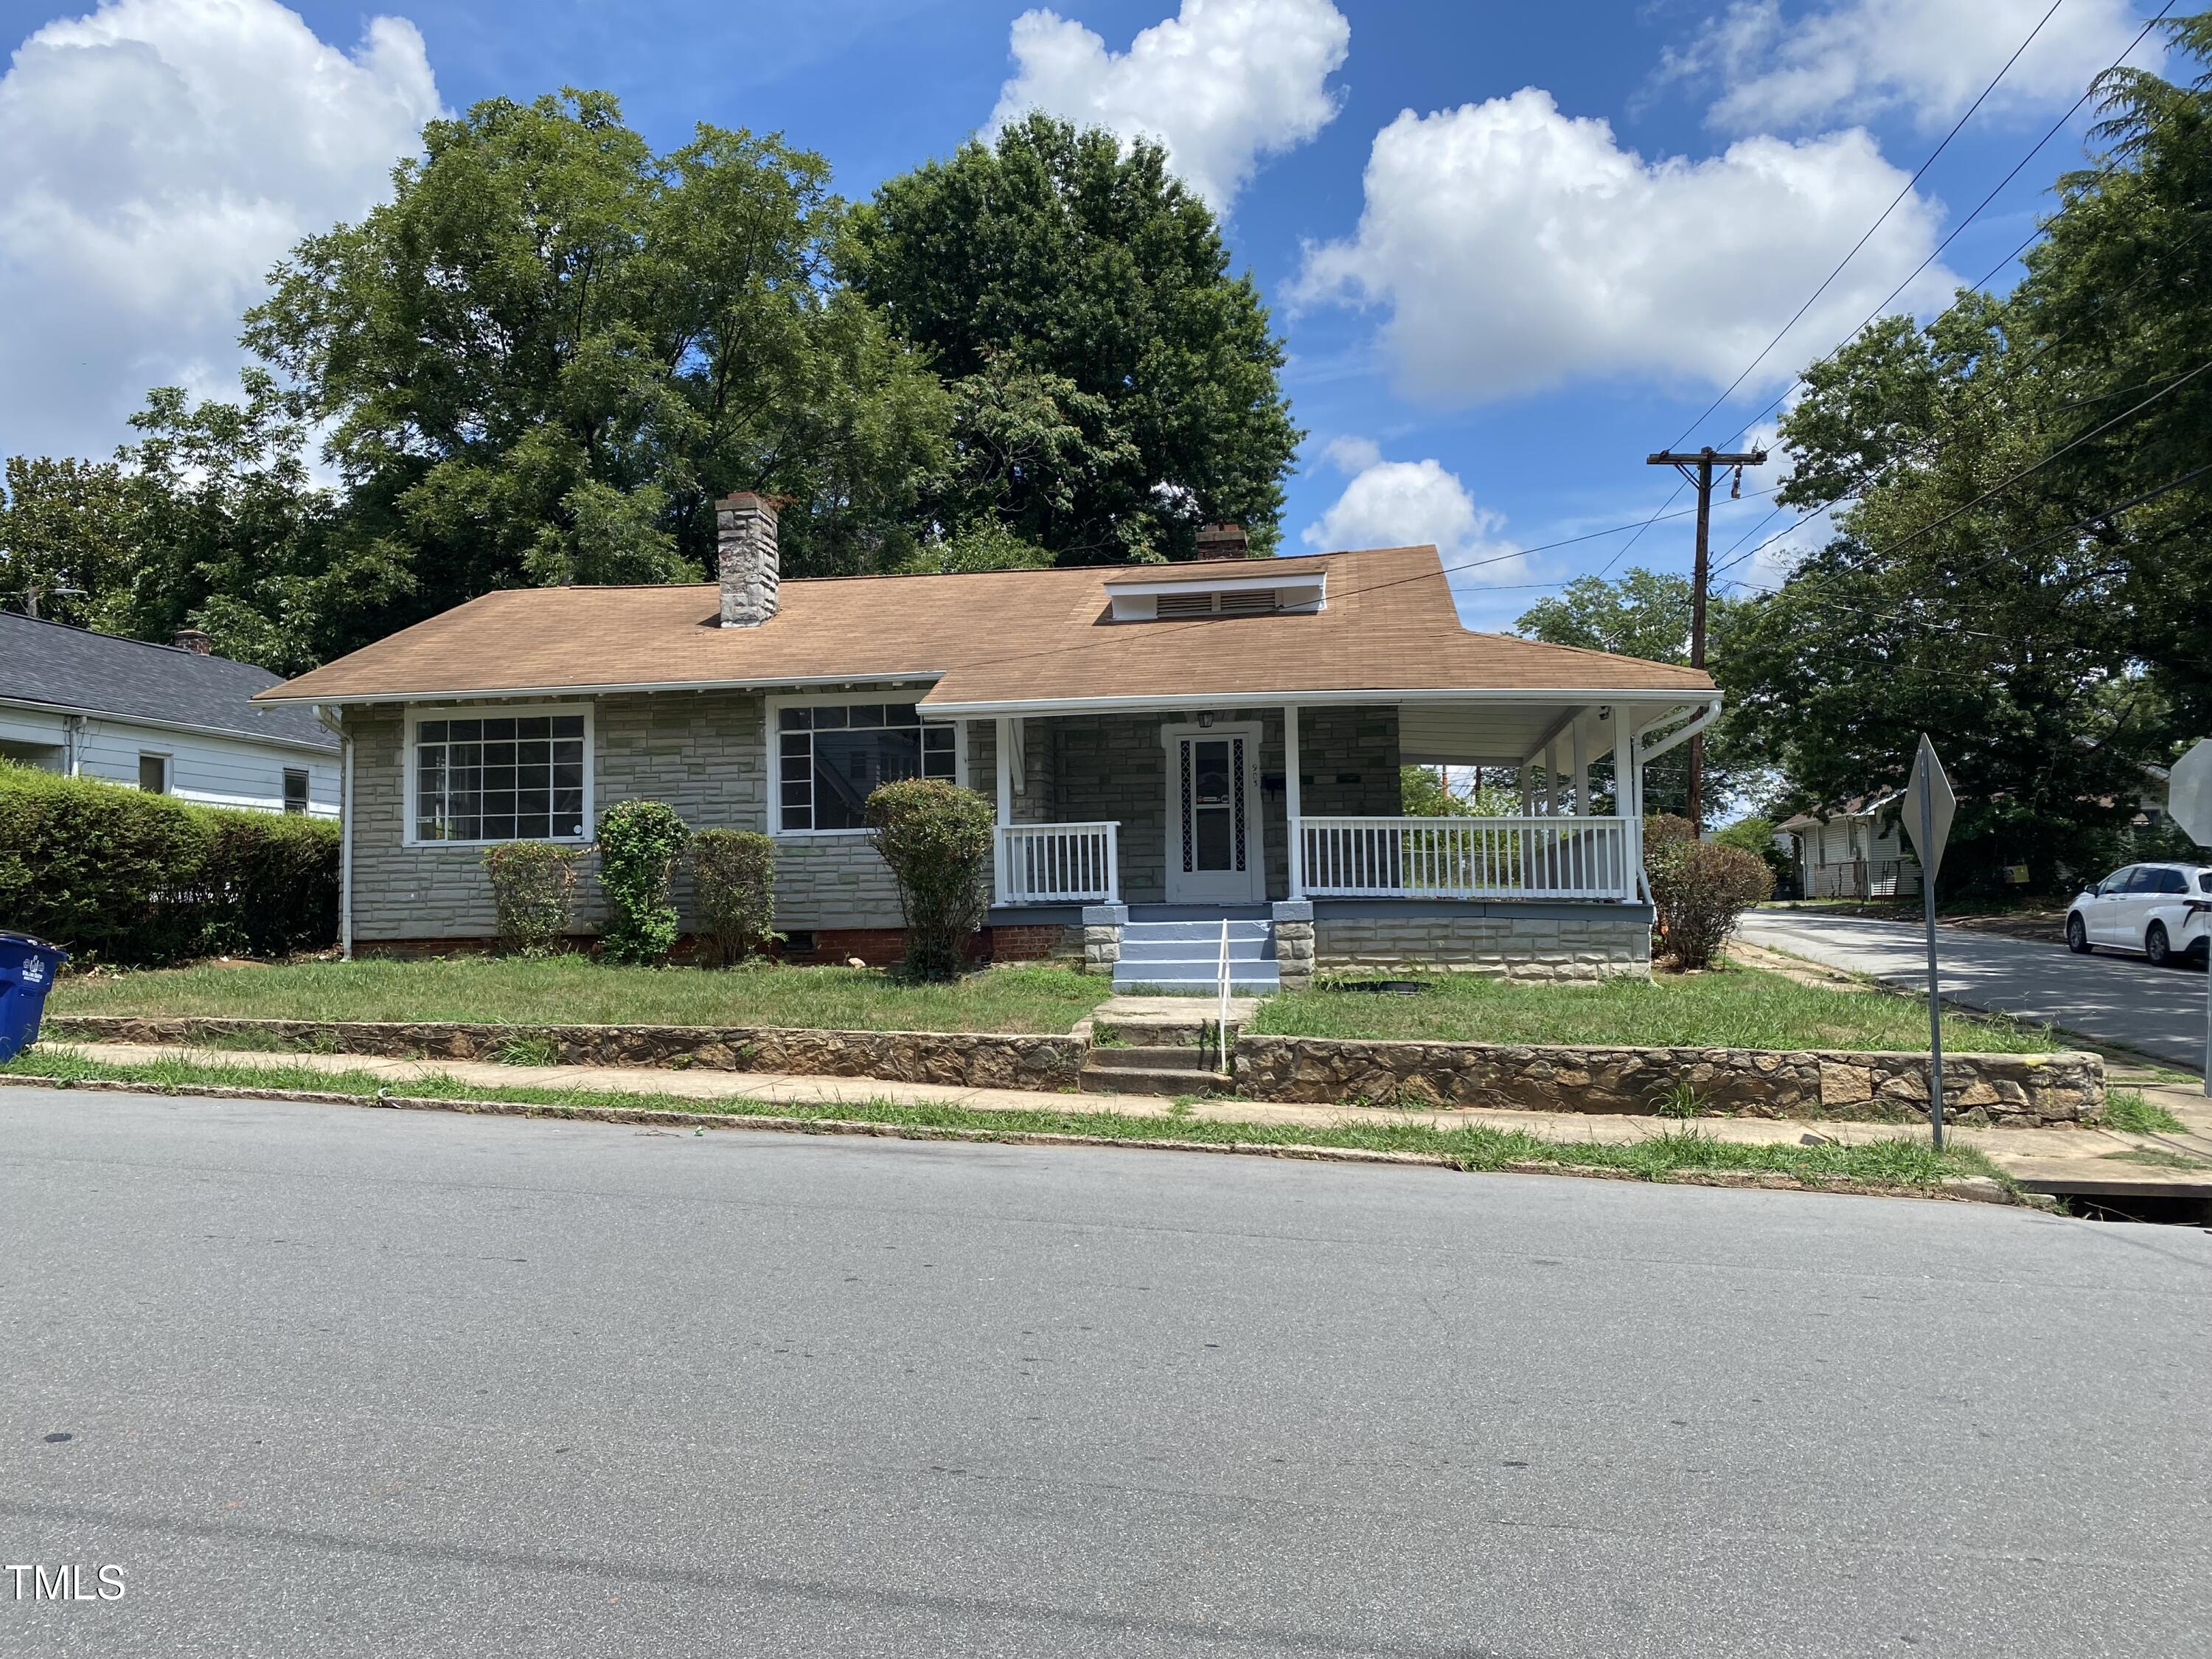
[1119,919,1275,942]
[1081,1062,1230,1096]
[1115,969,1292,995]
[1091,1043,1217,1071]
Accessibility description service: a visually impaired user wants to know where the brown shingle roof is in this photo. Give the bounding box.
[258,544,1717,709]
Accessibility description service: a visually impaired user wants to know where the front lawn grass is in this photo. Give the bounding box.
[1251,960,2059,1053]
[46,956,1105,1035]
[3,1046,2011,1193]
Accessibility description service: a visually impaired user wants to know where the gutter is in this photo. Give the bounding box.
[0,694,338,756]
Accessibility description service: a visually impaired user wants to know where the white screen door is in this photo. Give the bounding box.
[1162,722,1264,905]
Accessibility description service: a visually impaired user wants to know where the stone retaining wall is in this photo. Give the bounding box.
[1234,1034,2102,1127]
[49,1017,1084,1093]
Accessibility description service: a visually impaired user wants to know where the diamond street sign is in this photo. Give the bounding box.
[1903,734,1956,878]
[2170,738,2212,847]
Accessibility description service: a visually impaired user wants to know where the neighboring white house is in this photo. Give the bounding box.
[1777,793,1923,899]
[1,613,339,816]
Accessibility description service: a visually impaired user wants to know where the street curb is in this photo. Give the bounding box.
[1,1071,2023,1206]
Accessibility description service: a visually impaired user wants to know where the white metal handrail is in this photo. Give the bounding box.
[1297,815,1635,902]
[1215,918,1231,1074]
[997,821,1120,904]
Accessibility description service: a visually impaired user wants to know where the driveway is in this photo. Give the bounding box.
[1742,907,2211,1071]
[5,1088,2210,1658]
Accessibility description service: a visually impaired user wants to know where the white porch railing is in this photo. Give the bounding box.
[998,821,1121,905]
[1298,815,1635,902]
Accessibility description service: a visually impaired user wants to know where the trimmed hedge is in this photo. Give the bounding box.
[689,827,777,967]
[0,762,338,965]
[483,841,582,956]
[866,778,994,981]
[597,799,690,966]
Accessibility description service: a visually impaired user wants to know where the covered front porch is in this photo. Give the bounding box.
[945,692,1716,985]
[970,695,1713,908]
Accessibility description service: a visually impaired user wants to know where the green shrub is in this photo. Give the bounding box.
[690,828,777,967]
[203,810,341,957]
[0,762,338,965]
[481,841,582,956]
[1646,813,1774,970]
[597,799,689,965]
[865,778,994,981]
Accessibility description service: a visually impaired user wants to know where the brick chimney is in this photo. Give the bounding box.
[173,627,213,655]
[715,492,780,627]
[1195,523,1248,557]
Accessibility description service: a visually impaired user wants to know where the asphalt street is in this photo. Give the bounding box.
[1741,908,2212,1071]
[4,1086,2209,1658]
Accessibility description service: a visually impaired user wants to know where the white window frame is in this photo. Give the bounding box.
[137,750,171,795]
[282,766,311,815]
[766,690,964,839]
[402,702,596,849]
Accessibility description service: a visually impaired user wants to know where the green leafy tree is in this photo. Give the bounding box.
[1716,14,2212,890]
[240,88,947,647]
[1516,568,1767,820]
[0,456,144,630]
[844,113,1301,562]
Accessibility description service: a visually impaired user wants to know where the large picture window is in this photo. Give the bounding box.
[414,712,587,843]
[778,702,954,831]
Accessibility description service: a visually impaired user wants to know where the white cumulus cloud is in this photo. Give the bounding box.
[0,0,442,462]
[1671,0,2152,133]
[987,0,1349,209]
[1295,88,1957,406]
[1302,442,1526,582]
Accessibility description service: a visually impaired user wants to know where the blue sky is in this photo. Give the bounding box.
[0,0,2169,630]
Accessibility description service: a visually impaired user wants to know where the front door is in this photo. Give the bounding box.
[1162,722,1265,905]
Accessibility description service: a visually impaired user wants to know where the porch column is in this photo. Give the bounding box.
[1571,720,1590,817]
[1609,708,1634,898]
[1543,742,1560,817]
[1519,765,1535,815]
[993,714,1013,903]
[1283,703,1304,898]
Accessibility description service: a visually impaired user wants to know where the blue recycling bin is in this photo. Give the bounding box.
[0,931,68,1062]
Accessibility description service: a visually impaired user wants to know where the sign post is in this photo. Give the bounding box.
[2166,737,2212,1097]
[1902,736,1956,1147]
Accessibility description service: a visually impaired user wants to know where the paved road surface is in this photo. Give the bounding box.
[1742,908,2211,1070]
[4,1087,2209,1658]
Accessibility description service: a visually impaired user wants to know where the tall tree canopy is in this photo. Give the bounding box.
[239,88,948,655]
[1716,13,2212,886]
[844,113,1301,563]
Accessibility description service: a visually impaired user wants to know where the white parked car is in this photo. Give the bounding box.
[2065,862,2212,967]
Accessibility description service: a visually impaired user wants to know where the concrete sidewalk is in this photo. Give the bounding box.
[41,1040,2212,1192]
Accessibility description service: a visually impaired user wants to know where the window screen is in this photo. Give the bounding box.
[414,714,586,842]
[138,754,167,793]
[778,703,954,831]
[283,768,310,814]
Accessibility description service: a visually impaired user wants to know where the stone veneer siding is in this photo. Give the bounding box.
[1313,903,1652,981]
[347,691,911,942]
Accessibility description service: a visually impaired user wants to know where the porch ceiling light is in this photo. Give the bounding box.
[1198,711,1215,728]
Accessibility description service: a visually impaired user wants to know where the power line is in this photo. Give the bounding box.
[1663,0,2070,454]
[1711,0,2180,453]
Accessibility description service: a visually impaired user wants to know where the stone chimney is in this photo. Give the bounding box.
[173,627,213,655]
[1195,523,1248,558]
[716,492,780,628]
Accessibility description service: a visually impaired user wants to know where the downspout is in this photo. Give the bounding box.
[341,735,354,960]
[319,705,353,961]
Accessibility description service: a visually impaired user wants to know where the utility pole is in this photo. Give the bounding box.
[1645,444,1765,832]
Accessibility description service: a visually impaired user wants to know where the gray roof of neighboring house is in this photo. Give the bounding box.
[0,613,338,751]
